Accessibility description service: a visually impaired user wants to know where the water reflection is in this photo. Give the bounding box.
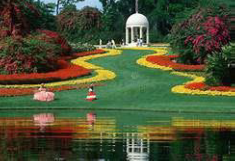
[33,113,55,132]
[0,112,234,160]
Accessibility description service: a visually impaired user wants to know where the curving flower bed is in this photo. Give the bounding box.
[146,55,204,72]
[185,82,235,92]
[61,49,106,60]
[137,47,235,96]
[0,60,91,84]
[74,49,106,57]
[0,49,120,96]
[0,49,106,85]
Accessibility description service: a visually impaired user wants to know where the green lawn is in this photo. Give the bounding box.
[0,49,235,113]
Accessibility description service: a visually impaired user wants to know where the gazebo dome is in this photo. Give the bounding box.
[126,13,149,27]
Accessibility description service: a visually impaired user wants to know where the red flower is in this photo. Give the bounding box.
[185,82,207,90]
[146,55,204,71]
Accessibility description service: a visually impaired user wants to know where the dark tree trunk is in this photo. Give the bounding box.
[56,0,60,15]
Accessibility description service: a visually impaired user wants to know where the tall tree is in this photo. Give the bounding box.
[56,0,84,15]
[0,0,39,37]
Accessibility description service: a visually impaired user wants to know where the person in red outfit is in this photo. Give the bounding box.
[86,84,97,101]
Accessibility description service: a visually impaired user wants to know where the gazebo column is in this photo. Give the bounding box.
[126,27,129,44]
[131,27,134,43]
[146,27,149,44]
[140,26,143,39]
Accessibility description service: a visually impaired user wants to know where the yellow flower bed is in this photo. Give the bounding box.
[136,47,172,71]
[0,49,121,88]
[136,47,235,96]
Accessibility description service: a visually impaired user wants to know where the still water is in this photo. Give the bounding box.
[0,110,234,161]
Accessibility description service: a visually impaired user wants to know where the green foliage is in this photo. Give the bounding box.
[57,6,102,44]
[70,42,96,52]
[55,0,84,15]
[29,2,57,31]
[205,53,229,86]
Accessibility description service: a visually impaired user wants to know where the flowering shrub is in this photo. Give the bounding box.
[39,30,72,55]
[0,36,60,74]
[146,55,204,71]
[169,6,230,64]
[185,15,230,62]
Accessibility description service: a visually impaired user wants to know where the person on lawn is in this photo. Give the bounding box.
[33,83,55,102]
[86,84,97,101]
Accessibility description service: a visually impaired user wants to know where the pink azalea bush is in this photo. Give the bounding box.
[184,15,230,63]
[169,6,230,64]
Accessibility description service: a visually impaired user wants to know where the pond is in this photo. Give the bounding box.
[0,110,234,160]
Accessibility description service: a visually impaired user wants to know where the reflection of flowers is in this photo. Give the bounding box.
[33,113,55,131]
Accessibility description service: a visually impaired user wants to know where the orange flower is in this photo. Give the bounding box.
[146,55,204,71]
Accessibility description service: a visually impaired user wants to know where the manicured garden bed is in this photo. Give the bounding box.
[146,55,204,71]
[0,49,106,96]
[144,50,235,96]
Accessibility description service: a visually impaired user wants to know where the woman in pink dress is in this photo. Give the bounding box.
[33,83,55,102]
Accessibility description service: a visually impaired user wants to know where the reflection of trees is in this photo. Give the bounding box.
[167,129,235,161]
[150,142,170,161]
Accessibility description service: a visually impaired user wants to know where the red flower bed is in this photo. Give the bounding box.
[61,49,106,60]
[0,59,91,84]
[146,55,204,71]
[0,49,105,84]
[185,82,208,90]
[74,49,105,57]
[185,82,235,92]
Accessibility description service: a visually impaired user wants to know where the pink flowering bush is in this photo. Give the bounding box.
[169,6,230,64]
[185,15,230,63]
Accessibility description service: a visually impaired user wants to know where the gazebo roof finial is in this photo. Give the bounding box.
[135,0,138,13]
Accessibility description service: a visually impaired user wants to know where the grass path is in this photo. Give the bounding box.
[0,49,235,113]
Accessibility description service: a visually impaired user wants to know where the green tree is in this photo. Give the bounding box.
[57,6,102,43]
[56,0,84,15]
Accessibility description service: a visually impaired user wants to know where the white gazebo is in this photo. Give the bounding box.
[125,0,149,46]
